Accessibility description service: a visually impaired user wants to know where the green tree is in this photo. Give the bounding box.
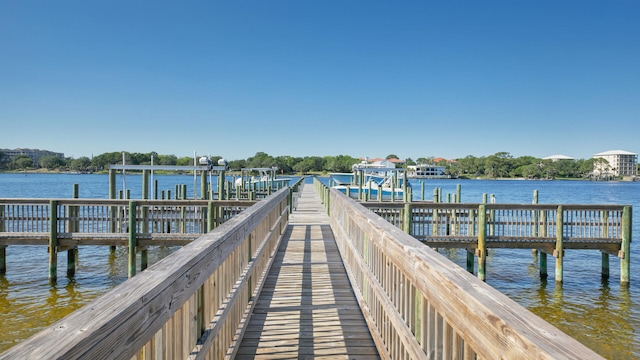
[456,155,484,177]
[324,155,358,173]
[228,159,246,170]
[247,152,277,168]
[292,158,316,174]
[158,154,178,165]
[485,152,513,178]
[274,155,300,174]
[11,155,33,170]
[39,155,65,170]
[176,156,194,166]
[91,152,123,170]
[69,157,92,172]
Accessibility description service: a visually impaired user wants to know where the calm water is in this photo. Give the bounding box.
[2,174,640,358]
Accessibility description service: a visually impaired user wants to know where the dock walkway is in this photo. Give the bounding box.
[236,184,380,359]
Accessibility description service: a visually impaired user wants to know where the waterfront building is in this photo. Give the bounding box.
[407,164,448,178]
[0,148,65,165]
[542,154,574,162]
[593,150,637,177]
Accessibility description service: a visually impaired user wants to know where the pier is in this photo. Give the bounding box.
[0,179,615,358]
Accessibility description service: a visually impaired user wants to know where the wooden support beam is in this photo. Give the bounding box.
[621,205,632,286]
[128,201,137,278]
[555,206,564,284]
[49,200,58,284]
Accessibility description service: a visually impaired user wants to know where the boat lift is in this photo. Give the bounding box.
[108,153,229,200]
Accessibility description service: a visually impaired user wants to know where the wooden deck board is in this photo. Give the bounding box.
[237,184,380,359]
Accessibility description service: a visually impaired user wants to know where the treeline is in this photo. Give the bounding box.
[0,151,361,174]
[0,150,617,179]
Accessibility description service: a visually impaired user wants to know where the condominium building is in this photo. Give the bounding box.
[0,148,65,165]
[593,150,637,176]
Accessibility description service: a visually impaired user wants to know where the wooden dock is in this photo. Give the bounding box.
[0,181,606,359]
[236,185,380,359]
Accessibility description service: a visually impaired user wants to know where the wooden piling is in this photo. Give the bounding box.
[141,171,149,271]
[532,190,539,257]
[128,201,137,278]
[602,253,610,280]
[467,250,474,274]
[0,204,5,274]
[403,203,412,234]
[201,171,207,200]
[67,184,79,278]
[218,170,226,200]
[49,200,58,284]
[555,206,564,284]
[0,246,5,275]
[109,169,117,253]
[207,202,215,231]
[539,210,548,279]
[477,204,487,281]
[621,205,631,285]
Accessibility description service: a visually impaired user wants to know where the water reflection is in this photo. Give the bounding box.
[527,277,635,358]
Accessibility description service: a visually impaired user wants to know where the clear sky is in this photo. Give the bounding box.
[1,1,639,162]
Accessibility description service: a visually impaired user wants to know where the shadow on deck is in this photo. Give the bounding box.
[237,186,379,359]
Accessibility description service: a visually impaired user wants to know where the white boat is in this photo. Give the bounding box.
[332,177,405,199]
[234,167,290,188]
[331,161,408,200]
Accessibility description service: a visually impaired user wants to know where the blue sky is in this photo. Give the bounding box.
[1,1,639,161]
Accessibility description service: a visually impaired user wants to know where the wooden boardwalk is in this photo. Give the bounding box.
[236,185,380,359]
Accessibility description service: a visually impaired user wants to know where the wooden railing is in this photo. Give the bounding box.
[0,198,257,281]
[317,179,604,359]
[361,201,631,284]
[0,177,303,279]
[0,187,291,360]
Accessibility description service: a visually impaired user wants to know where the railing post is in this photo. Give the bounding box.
[466,208,476,274]
[403,203,412,234]
[109,169,117,253]
[49,200,58,284]
[621,205,632,286]
[128,201,137,278]
[539,209,548,279]
[325,187,330,216]
[532,190,538,257]
[68,184,79,278]
[477,204,487,281]
[555,206,564,284]
[218,170,225,200]
[141,172,149,271]
[180,206,187,233]
[602,210,610,280]
[201,170,207,200]
[207,202,215,231]
[402,170,408,202]
[0,204,5,275]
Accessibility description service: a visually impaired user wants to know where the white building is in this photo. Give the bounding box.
[542,154,574,162]
[593,150,637,177]
[0,148,65,165]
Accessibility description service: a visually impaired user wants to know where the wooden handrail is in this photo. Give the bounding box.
[0,188,290,359]
[324,183,604,359]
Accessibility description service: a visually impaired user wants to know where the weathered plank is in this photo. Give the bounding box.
[236,185,380,359]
